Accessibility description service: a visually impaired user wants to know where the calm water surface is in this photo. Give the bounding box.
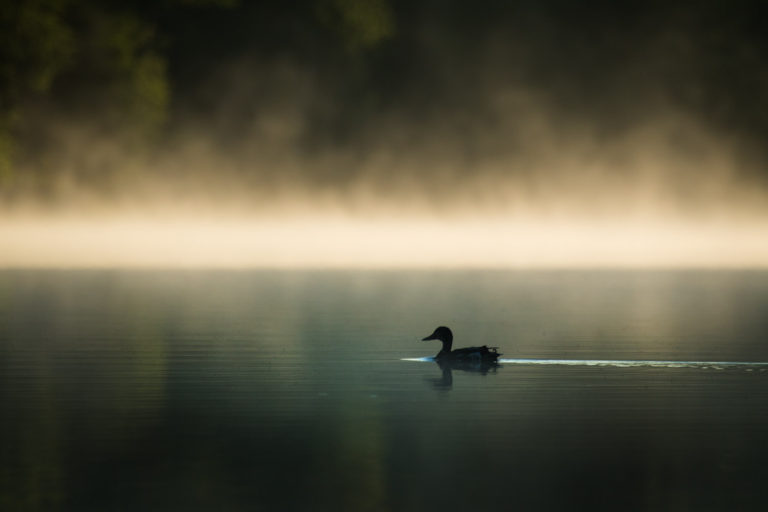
[2,270,768,511]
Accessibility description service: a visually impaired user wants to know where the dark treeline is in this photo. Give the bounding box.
[2,0,768,206]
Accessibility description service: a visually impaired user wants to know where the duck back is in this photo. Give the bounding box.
[441,345,500,362]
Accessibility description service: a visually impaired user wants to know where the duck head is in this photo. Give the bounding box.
[422,326,453,353]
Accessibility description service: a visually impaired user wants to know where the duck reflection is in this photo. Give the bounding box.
[427,357,500,390]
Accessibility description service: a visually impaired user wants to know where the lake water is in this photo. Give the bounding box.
[2,270,768,511]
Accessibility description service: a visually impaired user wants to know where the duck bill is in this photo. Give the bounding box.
[422,334,437,341]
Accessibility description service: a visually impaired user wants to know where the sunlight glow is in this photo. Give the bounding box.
[1,215,766,268]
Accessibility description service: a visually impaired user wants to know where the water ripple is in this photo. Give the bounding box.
[403,357,768,369]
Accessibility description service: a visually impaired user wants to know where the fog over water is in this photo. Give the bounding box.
[2,1,767,266]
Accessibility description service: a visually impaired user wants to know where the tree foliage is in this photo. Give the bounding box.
[0,0,395,191]
[0,1,176,186]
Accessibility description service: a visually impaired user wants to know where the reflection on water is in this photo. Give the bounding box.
[2,270,768,510]
[405,357,501,390]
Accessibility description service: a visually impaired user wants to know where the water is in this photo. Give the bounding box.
[1,270,768,511]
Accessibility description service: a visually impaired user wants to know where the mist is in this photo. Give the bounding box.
[2,0,767,266]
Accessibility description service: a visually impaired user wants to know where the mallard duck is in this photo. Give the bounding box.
[422,326,500,363]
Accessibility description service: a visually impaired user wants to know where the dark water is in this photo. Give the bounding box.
[2,270,768,511]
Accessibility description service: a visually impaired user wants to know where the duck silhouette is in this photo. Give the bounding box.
[422,326,500,364]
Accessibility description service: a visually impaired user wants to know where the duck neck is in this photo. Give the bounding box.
[436,337,453,357]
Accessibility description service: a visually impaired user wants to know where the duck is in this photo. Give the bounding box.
[422,326,500,364]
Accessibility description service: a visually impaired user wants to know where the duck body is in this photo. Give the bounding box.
[422,326,500,364]
[437,345,500,363]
